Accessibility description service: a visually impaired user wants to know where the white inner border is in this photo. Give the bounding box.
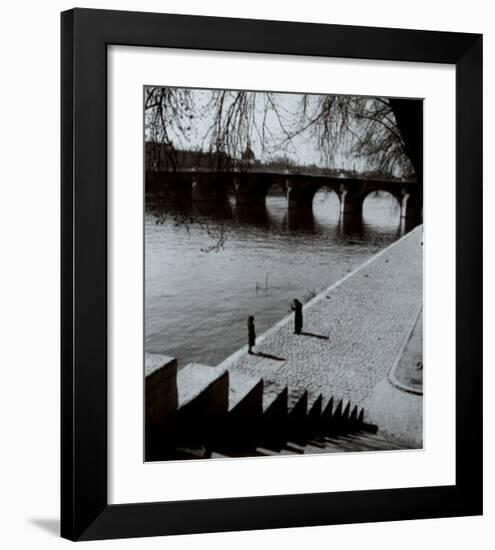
[108,46,456,505]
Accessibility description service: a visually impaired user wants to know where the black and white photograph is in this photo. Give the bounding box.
[144,86,423,461]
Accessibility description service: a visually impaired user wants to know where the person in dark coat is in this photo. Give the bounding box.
[291,299,303,334]
[247,316,256,354]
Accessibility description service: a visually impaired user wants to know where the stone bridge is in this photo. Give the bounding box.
[146,169,422,219]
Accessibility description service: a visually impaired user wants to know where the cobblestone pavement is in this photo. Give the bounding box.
[220,225,423,409]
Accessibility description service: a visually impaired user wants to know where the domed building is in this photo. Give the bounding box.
[241,144,256,165]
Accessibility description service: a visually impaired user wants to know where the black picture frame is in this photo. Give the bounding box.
[61,8,482,541]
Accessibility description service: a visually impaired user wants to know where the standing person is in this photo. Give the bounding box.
[291,299,303,335]
[247,316,256,355]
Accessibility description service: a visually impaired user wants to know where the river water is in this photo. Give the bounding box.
[145,191,416,367]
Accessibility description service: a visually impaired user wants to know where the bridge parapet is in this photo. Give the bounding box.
[145,169,421,220]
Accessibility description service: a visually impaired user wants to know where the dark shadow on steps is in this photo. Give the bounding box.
[254,351,285,361]
[301,331,329,340]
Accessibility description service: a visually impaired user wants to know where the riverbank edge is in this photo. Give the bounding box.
[218,225,423,371]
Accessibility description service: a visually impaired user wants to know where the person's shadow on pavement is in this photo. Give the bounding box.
[300,331,329,340]
[254,351,285,361]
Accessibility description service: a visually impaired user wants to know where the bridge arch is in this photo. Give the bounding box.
[362,190,402,226]
[287,180,342,211]
[191,173,234,204]
[265,181,288,202]
[339,185,420,221]
[233,174,287,206]
[312,186,341,222]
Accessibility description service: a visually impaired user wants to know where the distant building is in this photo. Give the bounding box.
[145,142,232,171]
[241,144,256,165]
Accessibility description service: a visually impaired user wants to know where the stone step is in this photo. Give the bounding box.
[228,370,263,417]
[331,399,344,421]
[260,391,287,443]
[340,439,399,452]
[145,352,177,377]
[320,435,370,451]
[145,353,178,428]
[340,431,400,445]
[284,441,306,454]
[168,364,227,436]
[321,434,401,452]
[321,396,334,419]
[207,371,265,454]
[210,452,231,459]
[177,363,228,413]
[174,445,208,460]
[288,390,308,419]
[158,363,230,452]
[275,436,350,455]
[349,433,409,450]
[263,386,289,418]
[303,443,342,454]
[256,446,281,456]
[307,394,323,423]
[354,430,403,443]
[304,437,327,448]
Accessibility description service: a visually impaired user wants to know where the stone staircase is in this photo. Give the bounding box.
[145,353,405,461]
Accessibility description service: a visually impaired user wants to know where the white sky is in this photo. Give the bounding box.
[146,87,377,171]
